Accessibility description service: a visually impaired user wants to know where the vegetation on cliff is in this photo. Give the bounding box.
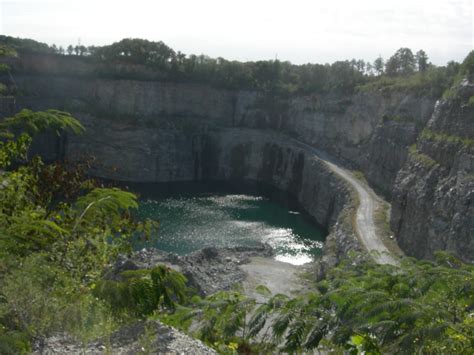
[0,35,462,97]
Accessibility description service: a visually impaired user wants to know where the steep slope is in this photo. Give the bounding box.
[391,79,474,262]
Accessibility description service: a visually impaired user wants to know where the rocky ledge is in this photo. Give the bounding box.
[34,320,216,355]
[109,244,274,296]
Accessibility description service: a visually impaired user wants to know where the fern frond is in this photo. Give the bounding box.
[283,318,306,352]
[0,109,84,137]
[303,322,326,349]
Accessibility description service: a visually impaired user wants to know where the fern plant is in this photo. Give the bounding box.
[94,265,188,317]
[0,108,161,352]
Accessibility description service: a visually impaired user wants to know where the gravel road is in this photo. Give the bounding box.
[296,141,398,265]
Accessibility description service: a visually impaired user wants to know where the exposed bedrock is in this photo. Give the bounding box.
[391,79,474,263]
[10,70,436,197]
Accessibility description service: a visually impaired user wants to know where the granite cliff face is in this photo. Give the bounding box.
[391,79,474,262]
[1,55,471,261]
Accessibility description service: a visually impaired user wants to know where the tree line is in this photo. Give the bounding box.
[0,35,463,96]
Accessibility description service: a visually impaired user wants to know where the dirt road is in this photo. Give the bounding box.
[297,142,398,265]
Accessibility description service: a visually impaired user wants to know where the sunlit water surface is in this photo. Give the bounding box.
[136,194,325,265]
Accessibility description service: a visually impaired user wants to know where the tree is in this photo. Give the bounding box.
[78,45,87,56]
[416,50,429,72]
[365,62,373,76]
[386,48,415,76]
[355,59,365,73]
[373,56,384,75]
[66,44,74,55]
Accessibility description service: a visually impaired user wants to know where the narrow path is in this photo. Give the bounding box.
[295,142,398,265]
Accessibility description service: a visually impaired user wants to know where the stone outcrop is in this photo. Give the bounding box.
[391,79,474,263]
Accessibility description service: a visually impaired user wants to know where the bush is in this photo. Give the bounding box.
[0,109,158,351]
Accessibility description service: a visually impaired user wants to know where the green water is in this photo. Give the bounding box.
[136,194,325,265]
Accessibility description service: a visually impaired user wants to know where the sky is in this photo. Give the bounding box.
[0,0,472,65]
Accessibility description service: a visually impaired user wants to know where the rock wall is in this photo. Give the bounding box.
[238,91,436,196]
[8,71,437,197]
[391,79,474,263]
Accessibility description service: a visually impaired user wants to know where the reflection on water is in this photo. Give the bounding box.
[136,194,325,265]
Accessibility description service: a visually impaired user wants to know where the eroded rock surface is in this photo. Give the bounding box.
[391,79,474,262]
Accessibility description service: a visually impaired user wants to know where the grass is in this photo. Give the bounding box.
[352,170,368,184]
[373,202,404,257]
[468,96,474,107]
[374,204,391,237]
[408,144,437,168]
[421,129,474,148]
[441,72,466,100]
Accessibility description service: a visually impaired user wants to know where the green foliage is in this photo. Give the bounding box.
[193,291,256,343]
[0,133,31,168]
[385,48,416,76]
[0,109,160,352]
[468,96,474,107]
[0,82,8,94]
[358,65,458,97]
[95,265,188,317]
[168,254,474,354]
[460,50,474,77]
[91,38,176,68]
[0,36,367,94]
[416,50,429,72]
[2,35,467,98]
[160,290,263,353]
[352,170,368,184]
[0,331,31,355]
[0,254,116,342]
[0,44,17,58]
[0,109,85,137]
[311,254,474,354]
[408,144,437,168]
[0,35,52,55]
[421,128,474,148]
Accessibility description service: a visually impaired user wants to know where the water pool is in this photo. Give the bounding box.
[136,193,325,265]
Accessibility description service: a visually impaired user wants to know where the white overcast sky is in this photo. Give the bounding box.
[0,0,472,65]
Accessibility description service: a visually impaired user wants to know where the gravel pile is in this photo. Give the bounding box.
[34,320,216,354]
